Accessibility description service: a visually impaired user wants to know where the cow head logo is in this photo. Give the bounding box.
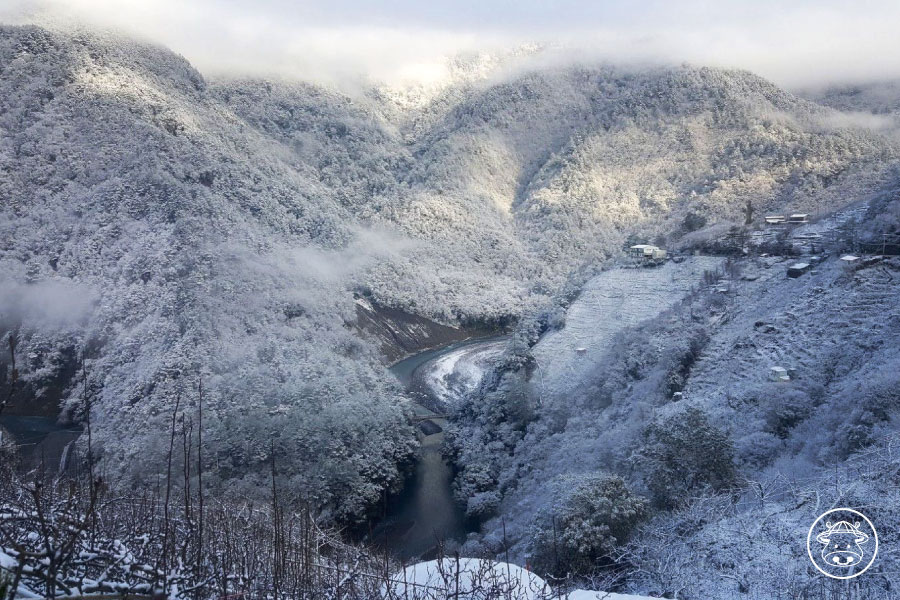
[817,520,868,567]
[807,509,878,579]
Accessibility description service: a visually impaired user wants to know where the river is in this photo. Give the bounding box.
[0,414,82,471]
[370,335,508,561]
[1,336,508,561]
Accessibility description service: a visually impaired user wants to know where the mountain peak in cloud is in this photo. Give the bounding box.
[7,0,900,89]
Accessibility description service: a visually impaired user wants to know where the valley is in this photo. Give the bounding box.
[2,18,900,600]
[374,334,509,560]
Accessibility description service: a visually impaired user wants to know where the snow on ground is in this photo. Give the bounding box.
[388,559,660,599]
[0,550,40,598]
[749,200,870,253]
[684,253,900,417]
[568,592,662,600]
[532,257,723,392]
[421,340,508,407]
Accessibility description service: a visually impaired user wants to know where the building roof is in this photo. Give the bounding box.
[840,255,860,262]
[789,262,810,270]
[790,213,809,218]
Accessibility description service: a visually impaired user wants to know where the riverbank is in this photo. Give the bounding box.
[0,414,82,471]
[366,334,509,561]
[391,334,509,413]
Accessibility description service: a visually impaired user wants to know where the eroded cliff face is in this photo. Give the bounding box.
[354,297,493,364]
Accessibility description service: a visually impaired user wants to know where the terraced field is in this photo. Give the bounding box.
[532,257,724,392]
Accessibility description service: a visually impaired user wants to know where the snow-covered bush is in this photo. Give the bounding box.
[760,386,817,439]
[681,212,707,233]
[636,407,737,509]
[662,327,708,397]
[528,473,647,578]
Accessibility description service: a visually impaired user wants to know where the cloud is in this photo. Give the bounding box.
[5,0,900,88]
[818,110,898,132]
[219,224,419,299]
[0,280,98,329]
[281,225,420,286]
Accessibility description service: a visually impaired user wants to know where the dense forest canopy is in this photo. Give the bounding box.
[1,23,898,524]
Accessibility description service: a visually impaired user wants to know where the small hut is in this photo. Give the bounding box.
[769,366,790,382]
[840,255,860,269]
[787,262,811,278]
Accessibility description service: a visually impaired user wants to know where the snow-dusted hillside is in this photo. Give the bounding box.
[448,244,900,595]
[2,23,899,522]
[800,80,900,142]
[0,24,420,519]
[531,258,723,392]
[446,258,723,532]
[803,79,900,119]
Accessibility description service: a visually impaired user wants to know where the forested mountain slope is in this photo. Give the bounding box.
[804,79,900,116]
[801,79,900,143]
[1,24,898,520]
[447,248,900,596]
[0,25,418,519]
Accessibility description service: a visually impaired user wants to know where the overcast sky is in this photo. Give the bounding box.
[5,0,900,89]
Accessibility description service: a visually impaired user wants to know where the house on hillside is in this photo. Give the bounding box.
[840,255,860,269]
[769,366,790,382]
[765,215,786,225]
[788,213,810,224]
[629,244,667,262]
[787,262,811,278]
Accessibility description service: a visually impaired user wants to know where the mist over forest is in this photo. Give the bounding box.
[2,16,900,600]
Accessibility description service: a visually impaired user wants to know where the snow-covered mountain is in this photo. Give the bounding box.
[1,23,898,521]
[447,246,900,595]
[804,79,900,116]
[801,79,900,140]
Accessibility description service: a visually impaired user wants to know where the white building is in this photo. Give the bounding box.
[769,366,790,382]
[840,255,860,268]
[629,244,667,261]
